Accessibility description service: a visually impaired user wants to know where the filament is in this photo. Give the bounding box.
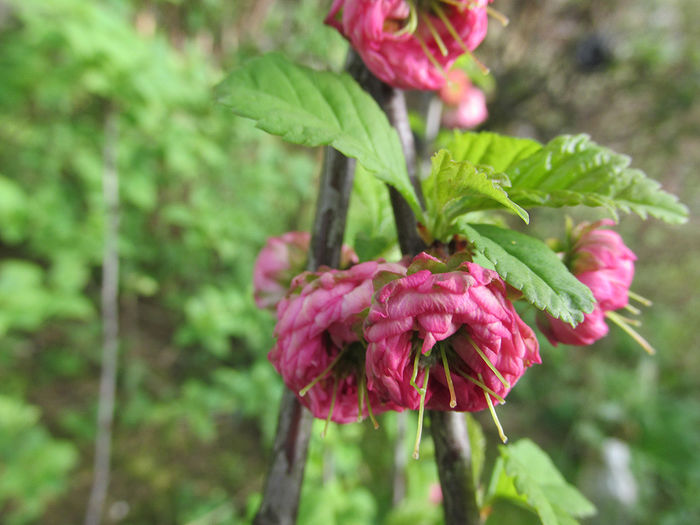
[454,368,506,404]
[322,376,339,438]
[606,311,656,355]
[421,13,449,57]
[468,336,511,390]
[440,345,457,408]
[357,373,366,422]
[412,367,430,459]
[364,378,380,429]
[479,373,508,443]
[299,347,347,396]
[486,6,509,27]
[628,290,652,307]
[415,32,447,78]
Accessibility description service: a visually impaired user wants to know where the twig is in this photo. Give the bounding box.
[392,412,408,504]
[85,108,120,525]
[253,50,369,525]
[374,77,480,525]
[430,411,481,525]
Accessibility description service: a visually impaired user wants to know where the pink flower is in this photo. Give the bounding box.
[326,0,491,90]
[537,306,609,347]
[269,261,406,423]
[569,220,636,311]
[440,70,488,129]
[364,253,540,412]
[253,231,358,310]
[538,220,636,346]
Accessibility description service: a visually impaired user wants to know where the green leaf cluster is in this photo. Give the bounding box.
[443,132,688,224]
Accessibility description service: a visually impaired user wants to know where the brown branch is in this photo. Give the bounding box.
[430,411,481,525]
[369,74,481,525]
[253,50,371,525]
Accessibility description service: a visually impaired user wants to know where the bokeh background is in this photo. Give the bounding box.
[0,0,698,523]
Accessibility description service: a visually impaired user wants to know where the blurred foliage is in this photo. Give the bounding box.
[0,0,698,524]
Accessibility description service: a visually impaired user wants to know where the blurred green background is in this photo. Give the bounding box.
[0,0,697,523]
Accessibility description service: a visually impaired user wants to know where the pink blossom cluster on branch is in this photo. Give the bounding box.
[253,221,641,444]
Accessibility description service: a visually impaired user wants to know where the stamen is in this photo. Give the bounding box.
[613,313,642,327]
[357,373,366,422]
[394,1,419,36]
[479,373,508,443]
[421,13,449,57]
[486,6,509,27]
[321,376,339,438]
[454,368,506,403]
[439,0,466,8]
[364,379,380,429]
[412,367,430,459]
[623,303,642,316]
[468,336,511,390]
[299,347,347,396]
[415,32,447,78]
[606,311,656,355]
[628,290,653,307]
[410,348,422,392]
[440,345,457,408]
[432,4,490,74]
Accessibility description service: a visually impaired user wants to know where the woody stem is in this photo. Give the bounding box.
[253,50,376,525]
[368,65,479,524]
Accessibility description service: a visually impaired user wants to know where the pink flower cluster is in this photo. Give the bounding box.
[537,220,637,346]
[255,220,639,434]
[326,0,491,91]
[256,236,540,425]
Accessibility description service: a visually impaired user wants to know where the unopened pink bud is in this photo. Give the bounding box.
[538,220,636,346]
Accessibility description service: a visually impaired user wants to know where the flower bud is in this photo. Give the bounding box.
[538,220,636,346]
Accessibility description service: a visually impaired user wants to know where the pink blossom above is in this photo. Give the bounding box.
[325,0,491,90]
[253,231,358,310]
[440,70,488,129]
[364,253,540,412]
[269,261,406,423]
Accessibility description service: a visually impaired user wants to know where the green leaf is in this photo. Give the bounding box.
[443,131,543,172]
[495,439,596,525]
[456,224,594,324]
[423,150,528,240]
[505,134,688,224]
[344,165,399,261]
[216,53,421,217]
